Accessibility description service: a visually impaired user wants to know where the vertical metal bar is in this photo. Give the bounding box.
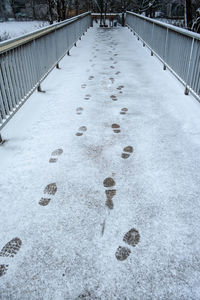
[30,40,39,87]
[151,22,155,55]
[1,54,14,111]
[23,44,33,94]
[0,88,6,120]
[163,28,169,70]
[192,43,200,94]
[18,46,29,96]
[33,39,41,83]
[29,40,38,87]
[4,53,17,108]
[0,63,10,115]
[185,37,194,95]
[0,108,3,125]
[14,47,26,100]
[6,51,19,106]
[10,49,21,104]
[25,43,35,90]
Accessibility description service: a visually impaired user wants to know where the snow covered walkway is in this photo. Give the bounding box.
[1,25,200,299]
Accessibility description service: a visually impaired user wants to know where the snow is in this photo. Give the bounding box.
[1,24,200,299]
[0,21,49,41]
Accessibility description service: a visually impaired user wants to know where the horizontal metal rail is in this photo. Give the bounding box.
[0,12,91,132]
[126,12,200,102]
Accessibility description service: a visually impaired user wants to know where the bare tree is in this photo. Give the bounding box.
[9,0,16,18]
[56,0,62,21]
[28,0,36,19]
[47,0,55,23]
[66,0,72,18]
[61,0,66,20]
[185,0,193,28]
[75,0,79,15]
[99,0,104,25]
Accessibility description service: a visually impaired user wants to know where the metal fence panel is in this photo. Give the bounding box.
[0,12,91,131]
[126,12,200,101]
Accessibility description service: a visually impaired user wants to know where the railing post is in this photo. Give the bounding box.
[185,38,194,95]
[143,20,146,47]
[151,23,154,56]
[163,28,169,70]
[37,84,45,93]
[67,50,70,56]
[0,133,4,145]
[56,63,61,69]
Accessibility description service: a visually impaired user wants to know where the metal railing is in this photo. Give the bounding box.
[0,12,91,139]
[126,12,200,102]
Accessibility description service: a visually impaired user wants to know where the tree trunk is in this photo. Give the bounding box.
[104,0,107,26]
[48,0,54,24]
[185,0,193,29]
[149,5,153,18]
[10,0,16,19]
[57,0,62,22]
[121,0,126,27]
[100,0,104,26]
[75,0,79,15]
[30,0,36,19]
[61,0,66,20]
[66,0,72,19]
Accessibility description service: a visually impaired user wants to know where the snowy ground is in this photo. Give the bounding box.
[0,21,49,41]
[1,25,200,299]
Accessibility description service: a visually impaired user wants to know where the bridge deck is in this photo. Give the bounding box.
[0,25,200,299]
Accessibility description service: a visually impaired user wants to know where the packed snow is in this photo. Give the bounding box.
[0,21,49,41]
[0,24,200,299]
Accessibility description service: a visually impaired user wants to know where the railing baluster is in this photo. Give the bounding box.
[185,38,194,95]
[163,28,169,70]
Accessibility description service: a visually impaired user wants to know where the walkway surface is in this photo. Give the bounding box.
[1,25,200,300]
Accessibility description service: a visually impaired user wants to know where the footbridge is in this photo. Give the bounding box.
[0,12,200,299]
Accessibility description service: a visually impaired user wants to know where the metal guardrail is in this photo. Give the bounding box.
[126,12,200,102]
[0,12,91,139]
